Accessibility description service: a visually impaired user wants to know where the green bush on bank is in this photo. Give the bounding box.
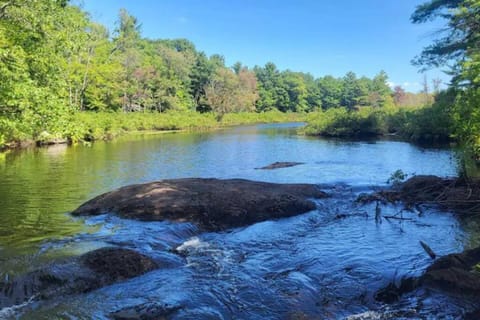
[304,94,455,144]
[220,110,306,126]
[304,107,390,138]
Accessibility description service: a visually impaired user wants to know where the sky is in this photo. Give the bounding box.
[79,0,450,92]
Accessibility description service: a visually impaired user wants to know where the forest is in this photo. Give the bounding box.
[0,0,479,158]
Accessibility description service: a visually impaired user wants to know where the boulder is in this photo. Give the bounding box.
[72,178,327,230]
[0,247,157,308]
[375,246,480,304]
[421,246,480,295]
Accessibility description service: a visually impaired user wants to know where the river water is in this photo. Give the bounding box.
[0,123,478,319]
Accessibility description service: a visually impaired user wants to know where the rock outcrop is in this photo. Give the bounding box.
[72,178,326,230]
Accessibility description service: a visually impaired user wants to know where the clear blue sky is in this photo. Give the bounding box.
[79,0,449,92]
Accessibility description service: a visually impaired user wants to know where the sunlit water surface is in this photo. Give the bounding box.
[0,123,478,319]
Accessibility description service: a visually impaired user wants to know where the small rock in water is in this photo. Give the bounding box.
[255,162,304,170]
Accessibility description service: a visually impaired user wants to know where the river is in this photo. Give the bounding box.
[0,123,477,319]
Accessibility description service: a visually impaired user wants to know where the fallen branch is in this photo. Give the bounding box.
[383,215,413,221]
[420,240,436,259]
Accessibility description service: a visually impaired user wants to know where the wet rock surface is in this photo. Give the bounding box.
[110,302,182,320]
[0,247,157,308]
[375,246,480,304]
[374,277,420,303]
[255,161,304,170]
[421,246,480,294]
[72,178,327,230]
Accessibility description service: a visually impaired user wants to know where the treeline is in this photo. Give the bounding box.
[0,0,407,148]
[2,0,469,154]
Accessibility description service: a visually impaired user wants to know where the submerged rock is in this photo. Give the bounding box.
[110,302,182,320]
[374,277,419,303]
[72,178,327,230]
[256,162,304,170]
[81,247,158,282]
[0,247,157,308]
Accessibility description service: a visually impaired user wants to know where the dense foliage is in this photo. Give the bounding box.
[0,0,398,149]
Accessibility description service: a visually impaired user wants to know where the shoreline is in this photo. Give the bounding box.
[0,111,306,153]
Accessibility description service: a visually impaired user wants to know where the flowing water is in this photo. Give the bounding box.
[0,123,478,319]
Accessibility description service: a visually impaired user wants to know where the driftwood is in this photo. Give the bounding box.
[357,175,480,217]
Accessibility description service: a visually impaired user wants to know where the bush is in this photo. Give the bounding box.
[304,107,389,137]
[304,92,455,144]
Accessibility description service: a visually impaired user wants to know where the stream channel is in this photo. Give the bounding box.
[0,123,478,319]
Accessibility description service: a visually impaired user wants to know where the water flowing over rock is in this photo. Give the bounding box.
[72,178,327,230]
[109,302,182,320]
[0,247,157,309]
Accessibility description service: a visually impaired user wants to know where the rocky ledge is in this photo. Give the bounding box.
[72,178,327,230]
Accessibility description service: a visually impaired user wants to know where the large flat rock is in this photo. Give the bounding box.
[72,178,327,230]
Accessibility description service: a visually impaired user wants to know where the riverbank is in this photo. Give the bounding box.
[0,111,305,152]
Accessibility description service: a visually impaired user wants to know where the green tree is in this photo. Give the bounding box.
[412,0,480,155]
[341,72,361,108]
[281,71,308,112]
[317,76,343,109]
[254,62,281,111]
[411,0,478,77]
[112,9,142,112]
[190,52,224,112]
[0,0,72,140]
[369,71,392,107]
[83,24,122,111]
